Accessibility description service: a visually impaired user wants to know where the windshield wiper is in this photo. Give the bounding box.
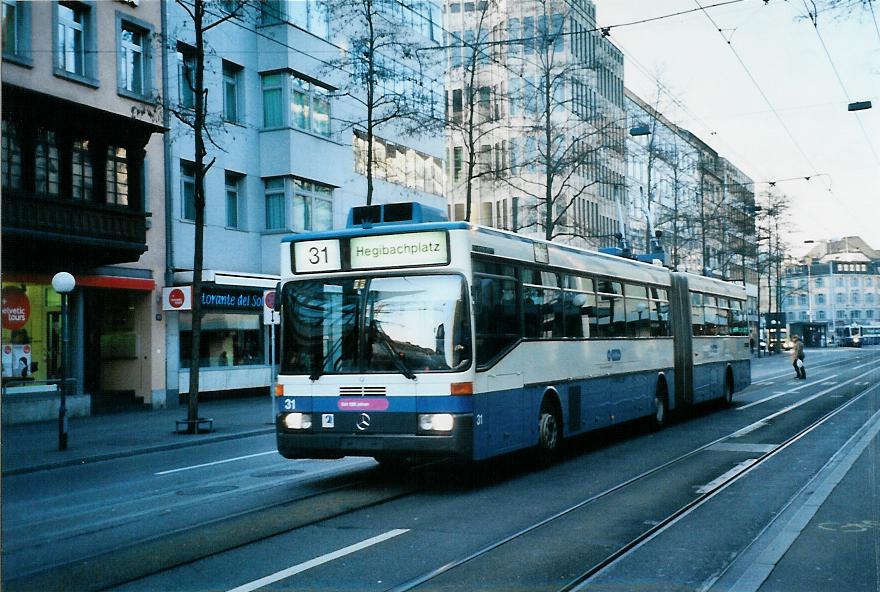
[370,320,416,380]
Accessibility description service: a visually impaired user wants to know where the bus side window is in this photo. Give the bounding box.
[474,274,520,366]
[691,292,705,336]
[649,287,669,337]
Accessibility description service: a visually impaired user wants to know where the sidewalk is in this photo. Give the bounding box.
[1,396,276,476]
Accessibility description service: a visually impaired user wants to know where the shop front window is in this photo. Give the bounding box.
[2,282,61,383]
[179,312,265,368]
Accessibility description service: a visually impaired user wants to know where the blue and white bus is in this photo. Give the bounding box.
[860,325,880,346]
[274,203,751,464]
[835,324,862,347]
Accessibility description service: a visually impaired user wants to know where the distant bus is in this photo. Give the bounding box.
[273,202,751,464]
[859,325,880,346]
[835,325,862,347]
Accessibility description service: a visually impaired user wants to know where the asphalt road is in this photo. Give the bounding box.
[3,347,878,592]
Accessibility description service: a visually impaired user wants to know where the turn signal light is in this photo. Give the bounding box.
[274,383,284,397]
[450,382,473,396]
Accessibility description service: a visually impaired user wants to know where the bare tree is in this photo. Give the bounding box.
[512,1,621,242]
[756,189,792,329]
[445,0,502,222]
[172,0,249,432]
[324,0,436,206]
[800,0,878,21]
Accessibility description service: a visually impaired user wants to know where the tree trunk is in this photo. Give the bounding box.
[186,0,207,431]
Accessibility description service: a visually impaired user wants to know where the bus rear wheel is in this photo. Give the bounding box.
[650,387,668,430]
[723,375,734,407]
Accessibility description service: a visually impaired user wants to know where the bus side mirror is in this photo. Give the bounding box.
[273,282,281,312]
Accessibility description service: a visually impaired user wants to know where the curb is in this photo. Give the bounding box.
[1,427,275,477]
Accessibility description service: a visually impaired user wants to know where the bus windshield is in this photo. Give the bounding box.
[281,274,471,377]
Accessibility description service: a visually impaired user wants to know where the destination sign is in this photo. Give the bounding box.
[349,231,448,270]
[293,239,343,273]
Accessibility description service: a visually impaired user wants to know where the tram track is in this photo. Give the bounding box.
[387,361,880,592]
[9,355,875,592]
[4,468,418,592]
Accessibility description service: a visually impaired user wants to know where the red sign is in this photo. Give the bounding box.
[168,288,186,309]
[2,287,31,331]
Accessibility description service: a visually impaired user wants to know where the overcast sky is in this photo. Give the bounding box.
[595,0,880,255]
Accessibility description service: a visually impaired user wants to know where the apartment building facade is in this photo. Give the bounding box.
[625,90,756,281]
[161,0,447,402]
[783,238,880,338]
[444,0,626,250]
[2,0,167,418]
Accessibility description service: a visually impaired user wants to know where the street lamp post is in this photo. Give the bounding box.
[51,272,76,451]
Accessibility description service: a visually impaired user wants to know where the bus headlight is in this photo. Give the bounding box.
[418,413,454,432]
[284,413,312,430]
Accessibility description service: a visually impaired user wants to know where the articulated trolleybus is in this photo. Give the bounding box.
[274,202,751,464]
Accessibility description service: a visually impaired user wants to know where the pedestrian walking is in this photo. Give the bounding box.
[791,334,806,380]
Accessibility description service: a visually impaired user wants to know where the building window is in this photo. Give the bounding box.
[34,129,60,196]
[285,0,330,38]
[817,310,825,320]
[179,312,264,368]
[260,72,331,136]
[56,1,94,80]
[1,118,23,190]
[816,293,825,305]
[105,146,128,205]
[852,310,861,319]
[71,139,93,200]
[261,73,283,127]
[836,310,845,320]
[222,60,242,123]
[815,277,823,287]
[264,177,285,230]
[118,17,151,98]
[293,179,332,231]
[353,131,444,195]
[177,42,196,108]
[181,161,196,221]
[225,171,242,229]
[2,0,30,62]
[290,75,330,136]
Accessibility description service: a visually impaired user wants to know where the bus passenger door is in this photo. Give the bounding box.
[480,350,525,455]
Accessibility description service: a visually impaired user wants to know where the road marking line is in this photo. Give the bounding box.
[732,367,878,437]
[156,451,277,475]
[707,443,778,454]
[226,529,409,592]
[738,377,835,410]
[853,360,879,370]
[730,422,767,438]
[696,460,758,494]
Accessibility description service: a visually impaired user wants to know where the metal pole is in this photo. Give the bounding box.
[59,291,69,450]
[269,320,275,424]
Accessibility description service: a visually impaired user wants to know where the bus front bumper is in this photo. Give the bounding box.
[276,414,473,461]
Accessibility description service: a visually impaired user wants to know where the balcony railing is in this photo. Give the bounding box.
[2,191,148,265]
